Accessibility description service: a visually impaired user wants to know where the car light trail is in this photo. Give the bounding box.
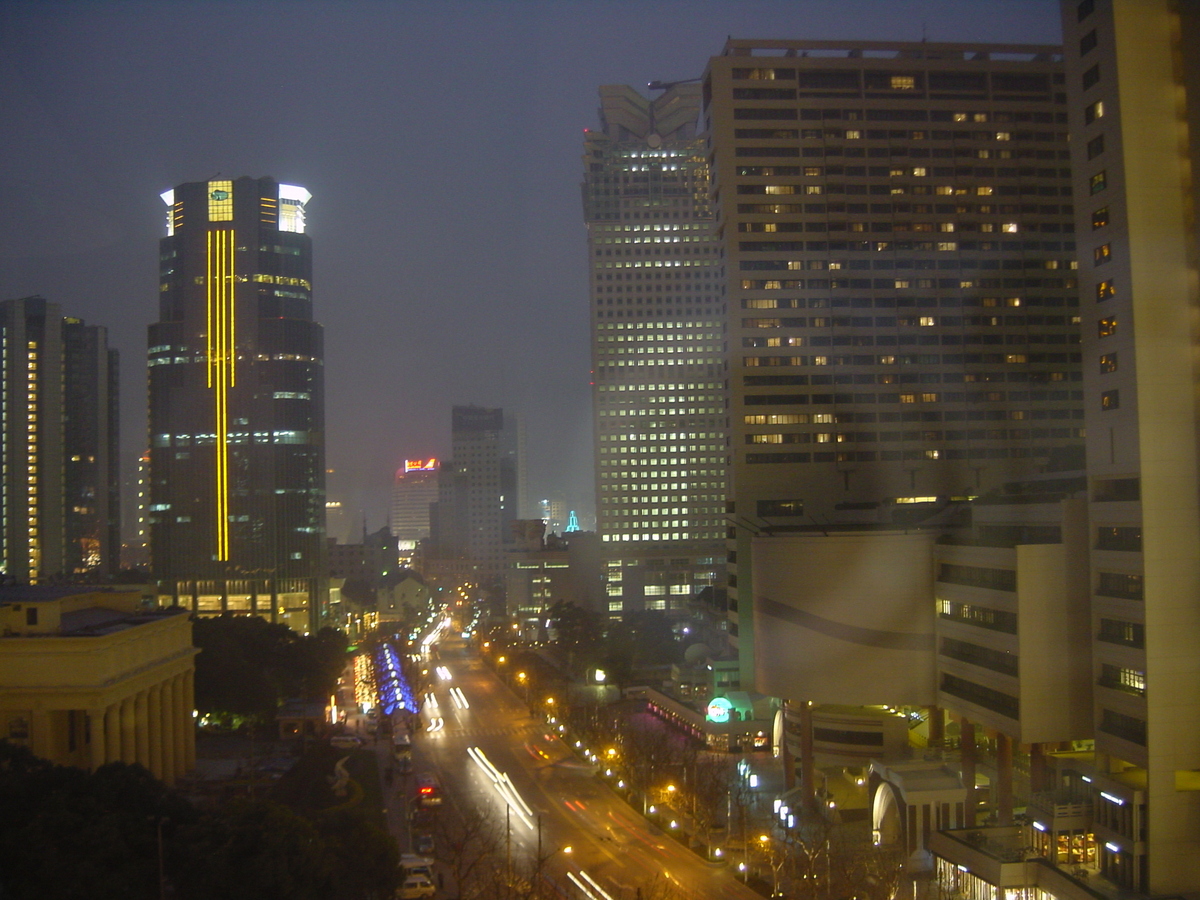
[567,871,615,900]
[467,746,533,828]
[449,687,469,709]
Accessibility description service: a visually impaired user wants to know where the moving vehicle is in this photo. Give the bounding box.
[415,772,442,807]
[398,854,434,880]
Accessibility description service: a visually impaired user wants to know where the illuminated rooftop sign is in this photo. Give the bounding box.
[404,459,439,472]
[706,696,733,723]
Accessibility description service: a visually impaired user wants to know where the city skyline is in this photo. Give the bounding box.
[0,0,1062,541]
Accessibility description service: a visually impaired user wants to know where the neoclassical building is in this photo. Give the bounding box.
[0,586,197,785]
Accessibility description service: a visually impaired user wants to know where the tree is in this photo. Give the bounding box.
[192,615,349,726]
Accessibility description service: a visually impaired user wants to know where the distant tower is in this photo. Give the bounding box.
[148,177,325,630]
[391,459,439,543]
[0,296,119,581]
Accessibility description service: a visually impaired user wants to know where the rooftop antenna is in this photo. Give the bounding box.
[921,20,928,42]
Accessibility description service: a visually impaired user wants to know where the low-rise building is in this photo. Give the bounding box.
[0,586,197,785]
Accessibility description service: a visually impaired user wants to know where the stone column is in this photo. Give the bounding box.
[961,718,977,828]
[996,732,1013,825]
[104,702,121,765]
[160,679,176,786]
[120,696,137,763]
[183,668,196,770]
[88,708,107,771]
[148,684,163,780]
[136,690,150,768]
[173,673,189,779]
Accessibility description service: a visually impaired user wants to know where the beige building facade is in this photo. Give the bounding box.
[0,587,197,785]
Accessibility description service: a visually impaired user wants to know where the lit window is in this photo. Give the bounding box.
[912,167,927,177]
[1092,207,1109,229]
[891,75,916,90]
[845,130,861,140]
[1097,279,1115,300]
[1085,99,1105,123]
[1001,223,1018,233]
[1101,389,1120,410]
[1100,353,1118,373]
[1090,170,1107,194]
[995,131,1011,141]
[976,186,994,196]
[1094,243,1112,265]
[1098,316,1117,337]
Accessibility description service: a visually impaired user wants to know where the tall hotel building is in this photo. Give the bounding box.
[585,85,726,618]
[702,40,1085,677]
[391,458,439,545]
[0,297,119,581]
[149,178,326,632]
[1058,0,1200,889]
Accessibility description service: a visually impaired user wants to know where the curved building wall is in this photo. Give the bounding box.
[752,531,936,706]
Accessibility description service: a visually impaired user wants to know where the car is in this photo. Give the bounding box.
[398,854,434,880]
[330,733,365,749]
[413,832,435,856]
[396,875,435,899]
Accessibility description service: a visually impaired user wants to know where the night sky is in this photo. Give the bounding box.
[0,0,1061,543]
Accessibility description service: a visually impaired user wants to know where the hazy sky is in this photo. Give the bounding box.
[0,0,1061,542]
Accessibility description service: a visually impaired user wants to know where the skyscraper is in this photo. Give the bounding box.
[426,406,522,592]
[1059,0,1200,888]
[391,459,440,544]
[149,177,325,631]
[0,296,119,581]
[703,39,1084,678]
[584,84,727,618]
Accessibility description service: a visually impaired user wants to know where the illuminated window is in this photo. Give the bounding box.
[1097,279,1115,300]
[1085,99,1105,123]
[845,130,861,140]
[891,75,916,90]
[976,186,994,196]
[1101,389,1120,410]
[1001,222,1018,233]
[208,180,233,221]
[995,131,1011,141]
[912,167,927,177]
[1100,353,1118,373]
[1098,316,1117,337]
[1090,170,1107,194]
[1092,206,1109,229]
[1005,354,1027,364]
[938,222,955,232]
[1094,243,1112,265]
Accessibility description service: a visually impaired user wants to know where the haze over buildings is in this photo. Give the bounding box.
[0,1,1063,538]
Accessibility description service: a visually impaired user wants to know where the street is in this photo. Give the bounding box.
[384,639,765,899]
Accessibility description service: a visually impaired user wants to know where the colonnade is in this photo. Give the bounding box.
[88,669,195,785]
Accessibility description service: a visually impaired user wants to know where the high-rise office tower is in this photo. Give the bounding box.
[427,406,521,589]
[703,39,1085,677]
[391,458,439,543]
[149,177,325,631]
[1060,0,1200,889]
[0,296,119,581]
[585,84,727,618]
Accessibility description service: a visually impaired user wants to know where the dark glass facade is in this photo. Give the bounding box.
[148,177,325,628]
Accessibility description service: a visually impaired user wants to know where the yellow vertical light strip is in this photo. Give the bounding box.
[207,229,235,560]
